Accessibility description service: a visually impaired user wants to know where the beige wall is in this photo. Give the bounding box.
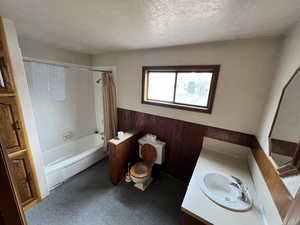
[18,38,91,66]
[257,22,300,197]
[93,39,280,134]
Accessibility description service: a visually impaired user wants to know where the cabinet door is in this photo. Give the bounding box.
[0,97,26,154]
[10,152,35,206]
[0,135,28,225]
[0,56,14,93]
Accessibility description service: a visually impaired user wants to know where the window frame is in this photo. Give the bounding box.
[141,65,220,113]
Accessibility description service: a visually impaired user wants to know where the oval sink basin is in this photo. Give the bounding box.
[199,171,252,212]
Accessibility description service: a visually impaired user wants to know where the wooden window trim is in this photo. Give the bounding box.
[141,65,220,113]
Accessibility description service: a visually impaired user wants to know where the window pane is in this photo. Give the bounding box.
[148,72,176,102]
[175,72,213,107]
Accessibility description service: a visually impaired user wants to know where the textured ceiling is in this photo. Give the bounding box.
[1,0,300,54]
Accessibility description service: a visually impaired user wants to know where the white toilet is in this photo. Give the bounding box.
[130,134,165,191]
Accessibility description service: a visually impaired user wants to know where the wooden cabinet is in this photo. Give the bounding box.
[108,131,139,185]
[0,139,28,225]
[0,97,26,154]
[181,211,211,225]
[9,152,35,206]
[0,17,39,210]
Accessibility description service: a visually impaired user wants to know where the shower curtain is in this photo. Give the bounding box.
[102,72,118,149]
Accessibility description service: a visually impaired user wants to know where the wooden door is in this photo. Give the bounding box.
[10,152,36,206]
[284,188,300,225]
[0,133,28,225]
[0,96,26,154]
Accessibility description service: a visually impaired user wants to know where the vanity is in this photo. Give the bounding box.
[181,146,264,225]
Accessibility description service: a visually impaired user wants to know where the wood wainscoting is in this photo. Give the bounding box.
[270,138,298,157]
[117,108,254,182]
[118,107,294,221]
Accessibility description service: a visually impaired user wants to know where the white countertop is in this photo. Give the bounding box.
[108,131,137,146]
[181,148,264,225]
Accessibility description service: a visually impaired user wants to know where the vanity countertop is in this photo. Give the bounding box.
[181,148,264,225]
[108,131,137,146]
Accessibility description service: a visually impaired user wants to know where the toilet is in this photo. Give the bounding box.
[130,134,165,191]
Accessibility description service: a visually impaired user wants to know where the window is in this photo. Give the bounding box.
[142,65,220,113]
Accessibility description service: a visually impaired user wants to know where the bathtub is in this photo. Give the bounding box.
[44,134,106,190]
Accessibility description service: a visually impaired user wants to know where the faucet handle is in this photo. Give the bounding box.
[230,182,241,189]
[230,182,249,203]
[231,175,242,185]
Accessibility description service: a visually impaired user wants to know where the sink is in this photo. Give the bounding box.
[199,171,253,212]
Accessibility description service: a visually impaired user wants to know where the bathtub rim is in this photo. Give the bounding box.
[43,133,102,156]
[45,145,104,173]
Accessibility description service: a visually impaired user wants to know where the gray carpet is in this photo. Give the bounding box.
[26,160,187,225]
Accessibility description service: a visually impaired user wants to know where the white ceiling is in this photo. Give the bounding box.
[1,0,300,54]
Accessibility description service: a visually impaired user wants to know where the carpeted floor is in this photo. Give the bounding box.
[26,160,187,225]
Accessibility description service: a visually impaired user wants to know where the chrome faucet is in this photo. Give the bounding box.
[230,176,250,203]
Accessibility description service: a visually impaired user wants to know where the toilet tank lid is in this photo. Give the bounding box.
[138,136,166,147]
[140,144,157,162]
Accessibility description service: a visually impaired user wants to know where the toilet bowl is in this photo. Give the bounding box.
[129,134,165,191]
[130,162,152,184]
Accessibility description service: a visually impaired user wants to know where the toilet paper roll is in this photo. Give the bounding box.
[117,131,124,139]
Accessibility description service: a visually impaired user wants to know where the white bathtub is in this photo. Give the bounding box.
[44,134,106,190]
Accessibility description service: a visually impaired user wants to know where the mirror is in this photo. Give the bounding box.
[270,67,300,176]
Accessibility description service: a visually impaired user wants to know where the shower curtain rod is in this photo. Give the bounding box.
[23,57,113,73]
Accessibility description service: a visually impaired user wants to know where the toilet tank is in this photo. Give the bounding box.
[138,134,166,165]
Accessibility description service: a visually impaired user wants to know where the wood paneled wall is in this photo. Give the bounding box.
[118,108,294,221]
[118,108,253,182]
[270,138,297,157]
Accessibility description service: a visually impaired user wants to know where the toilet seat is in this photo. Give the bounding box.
[130,162,152,178]
[130,144,157,178]
[130,137,165,191]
